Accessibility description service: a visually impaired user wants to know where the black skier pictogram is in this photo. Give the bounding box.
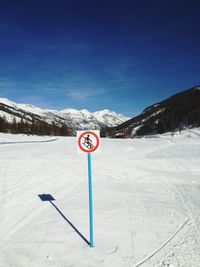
[83,134,94,149]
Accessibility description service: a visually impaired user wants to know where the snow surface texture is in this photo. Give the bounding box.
[0,129,200,267]
[0,98,130,129]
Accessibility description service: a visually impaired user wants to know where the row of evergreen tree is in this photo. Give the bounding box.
[105,87,200,138]
[0,116,72,136]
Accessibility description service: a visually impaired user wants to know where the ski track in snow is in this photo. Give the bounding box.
[163,141,200,246]
[0,138,58,145]
[0,131,200,267]
[134,219,189,267]
[150,137,200,267]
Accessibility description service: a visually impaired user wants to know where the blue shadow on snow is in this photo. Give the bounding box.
[38,194,90,246]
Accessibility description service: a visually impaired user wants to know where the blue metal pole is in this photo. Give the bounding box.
[87,152,94,247]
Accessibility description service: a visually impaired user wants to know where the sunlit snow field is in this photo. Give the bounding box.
[0,129,200,267]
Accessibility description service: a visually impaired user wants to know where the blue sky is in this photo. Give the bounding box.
[0,0,200,116]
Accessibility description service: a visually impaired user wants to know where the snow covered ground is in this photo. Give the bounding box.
[0,129,200,267]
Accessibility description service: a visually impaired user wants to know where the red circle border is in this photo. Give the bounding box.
[78,131,99,153]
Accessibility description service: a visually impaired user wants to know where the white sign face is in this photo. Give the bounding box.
[77,130,100,153]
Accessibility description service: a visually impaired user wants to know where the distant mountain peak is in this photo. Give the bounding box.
[80,109,92,115]
[0,98,17,107]
[60,108,80,114]
[0,98,130,134]
[96,109,112,113]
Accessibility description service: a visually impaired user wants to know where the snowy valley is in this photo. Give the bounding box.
[0,128,200,266]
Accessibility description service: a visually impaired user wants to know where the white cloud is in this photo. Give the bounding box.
[67,89,103,102]
[0,77,15,89]
[0,23,23,34]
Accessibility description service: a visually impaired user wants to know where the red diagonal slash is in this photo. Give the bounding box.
[78,131,99,153]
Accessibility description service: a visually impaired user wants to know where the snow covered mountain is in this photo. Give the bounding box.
[93,109,129,127]
[58,108,130,130]
[0,98,130,135]
[105,85,200,138]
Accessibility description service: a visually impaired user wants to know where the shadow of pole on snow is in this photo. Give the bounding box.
[38,194,90,246]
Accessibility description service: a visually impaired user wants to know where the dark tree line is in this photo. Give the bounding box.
[0,116,72,136]
[104,86,200,138]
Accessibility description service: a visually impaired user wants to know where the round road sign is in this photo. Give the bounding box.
[78,131,100,153]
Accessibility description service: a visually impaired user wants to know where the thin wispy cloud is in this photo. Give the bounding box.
[17,95,54,109]
[103,58,140,87]
[0,77,13,88]
[0,23,10,32]
[0,22,23,36]
[67,89,104,102]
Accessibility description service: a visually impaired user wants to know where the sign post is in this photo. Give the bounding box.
[77,130,100,248]
[87,152,94,247]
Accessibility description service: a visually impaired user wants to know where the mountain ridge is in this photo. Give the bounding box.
[105,85,200,138]
[0,98,130,135]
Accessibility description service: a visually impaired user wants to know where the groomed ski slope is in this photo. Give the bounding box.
[0,129,200,267]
